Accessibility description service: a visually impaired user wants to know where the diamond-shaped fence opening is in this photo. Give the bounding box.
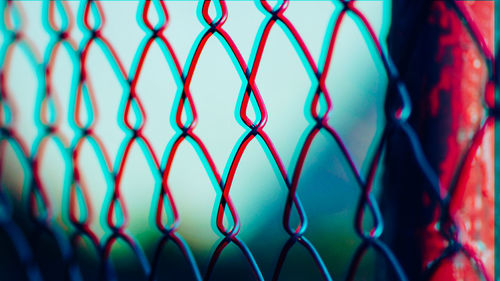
[0,1,495,281]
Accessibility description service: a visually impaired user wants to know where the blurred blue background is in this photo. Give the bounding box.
[0,1,392,280]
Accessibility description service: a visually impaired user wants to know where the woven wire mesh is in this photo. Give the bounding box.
[0,0,495,280]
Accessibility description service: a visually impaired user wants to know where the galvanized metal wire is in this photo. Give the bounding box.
[0,0,494,280]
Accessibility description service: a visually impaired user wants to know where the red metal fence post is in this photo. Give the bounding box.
[383,1,494,280]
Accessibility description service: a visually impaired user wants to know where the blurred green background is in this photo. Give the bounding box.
[0,1,394,280]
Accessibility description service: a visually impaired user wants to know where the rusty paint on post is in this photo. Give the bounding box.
[383,1,494,280]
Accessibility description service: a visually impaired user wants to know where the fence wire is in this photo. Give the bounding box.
[0,0,495,281]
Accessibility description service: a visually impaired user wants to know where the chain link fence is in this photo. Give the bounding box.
[0,0,495,280]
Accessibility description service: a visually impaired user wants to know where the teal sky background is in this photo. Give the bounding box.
[0,1,391,279]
